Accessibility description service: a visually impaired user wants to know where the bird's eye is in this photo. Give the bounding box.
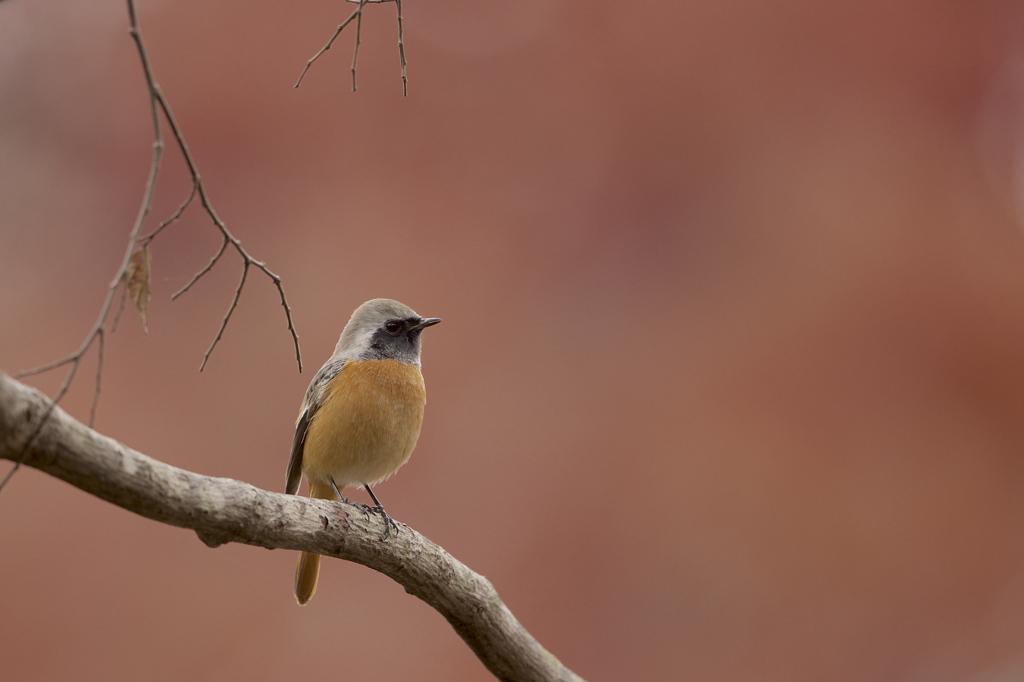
[384,321,402,334]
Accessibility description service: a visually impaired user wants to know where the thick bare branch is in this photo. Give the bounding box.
[0,372,585,682]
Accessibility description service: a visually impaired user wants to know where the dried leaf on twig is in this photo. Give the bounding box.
[123,246,152,333]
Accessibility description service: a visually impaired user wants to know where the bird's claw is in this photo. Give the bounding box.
[367,505,400,540]
[345,500,372,520]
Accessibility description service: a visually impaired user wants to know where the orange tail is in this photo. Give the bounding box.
[294,551,320,606]
[294,480,338,605]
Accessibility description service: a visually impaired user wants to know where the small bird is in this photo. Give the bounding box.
[285,298,440,605]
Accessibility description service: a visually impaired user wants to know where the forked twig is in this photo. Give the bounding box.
[295,0,407,95]
[1,26,164,491]
[136,27,301,372]
[1,0,303,494]
[295,3,365,90]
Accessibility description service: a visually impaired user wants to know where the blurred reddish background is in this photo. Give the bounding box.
[4,0,1024,680]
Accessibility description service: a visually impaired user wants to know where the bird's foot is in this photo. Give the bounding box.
[343,500,372,520]
[328,477,369,518]
[367,505,400,540]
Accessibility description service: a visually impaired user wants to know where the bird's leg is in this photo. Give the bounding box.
[330,476,370,519]
[363,483,400,539]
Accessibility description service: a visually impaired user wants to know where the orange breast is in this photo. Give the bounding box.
[302,359,427,489]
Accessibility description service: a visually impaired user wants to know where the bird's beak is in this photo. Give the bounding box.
[411,317,442,330]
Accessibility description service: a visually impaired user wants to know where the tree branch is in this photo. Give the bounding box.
[295,0,408,95]
[126,0,302,373]
[6,0,303,476]
[0,371,584,682]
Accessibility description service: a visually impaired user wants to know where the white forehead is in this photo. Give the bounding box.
[331,298,419,359]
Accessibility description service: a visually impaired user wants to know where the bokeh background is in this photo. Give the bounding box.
[3,0,1024,680]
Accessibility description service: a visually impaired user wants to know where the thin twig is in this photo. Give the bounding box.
[351,0,366,93]
[140,180,197,245]
[16,355,79,381]
[145,80,302,372]
[173,236,228,300]
[295,6,365,89]
[296,0,407,96]
[127,0,302,372]
[199,261,249,372]
[2,0,305,493]
[396,0,407,96]
[90,329,105,428]
[111,283,129,333]
[0,453,17,492]
[1,0,165,492]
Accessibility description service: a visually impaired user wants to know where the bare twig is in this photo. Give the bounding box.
[172,236,228,300]
[295,0,408,96]
[1,132,157,490]
[200,261,249,372]
[396,0,407,96]
[139,180,197,245]
[351,0,367,92]
[10,0,166,421]
[2,0,304,492]
[90,329,105,428]
[111,283,130,333]
[129,1,302,373]
[0,372,586,682]
[1,0,164,492]
[295,5,365,89]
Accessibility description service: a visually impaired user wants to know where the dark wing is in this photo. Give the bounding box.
[285,408,309,495]
[285,358,347,495]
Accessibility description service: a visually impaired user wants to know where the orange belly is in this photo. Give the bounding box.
[301,359,426,489]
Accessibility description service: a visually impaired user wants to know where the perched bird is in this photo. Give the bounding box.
[285,298,440,605]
